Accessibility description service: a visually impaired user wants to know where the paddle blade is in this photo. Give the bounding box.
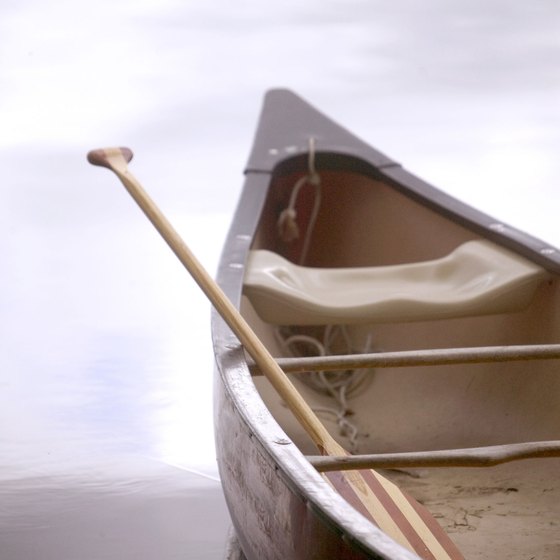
[87,147,133,168]
[323,468,463,560]
[319,439,463,559]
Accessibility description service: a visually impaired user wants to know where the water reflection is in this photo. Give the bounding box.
[0,207,231,558]
[1,467,228,560]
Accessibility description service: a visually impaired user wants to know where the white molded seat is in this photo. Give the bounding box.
[243,240,548,325]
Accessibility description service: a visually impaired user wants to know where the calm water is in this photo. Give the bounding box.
[1,1,559,558]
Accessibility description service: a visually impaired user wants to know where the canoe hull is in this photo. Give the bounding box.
[212,89,560,559]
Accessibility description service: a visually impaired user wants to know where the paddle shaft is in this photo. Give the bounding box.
[90,149,335,452]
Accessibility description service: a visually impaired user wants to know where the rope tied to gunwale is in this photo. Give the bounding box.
[277,137,322,264]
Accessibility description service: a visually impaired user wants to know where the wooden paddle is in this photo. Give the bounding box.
[87,147,464,560]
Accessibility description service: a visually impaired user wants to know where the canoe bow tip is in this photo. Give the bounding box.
[264,87,303,103]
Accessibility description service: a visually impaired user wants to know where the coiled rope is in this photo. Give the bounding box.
[276,325,373,452]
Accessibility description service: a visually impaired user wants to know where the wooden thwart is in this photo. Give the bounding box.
[308,440,560,472]
[248,344,560,375]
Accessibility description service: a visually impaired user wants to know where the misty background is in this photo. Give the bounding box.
[1,1,558,558]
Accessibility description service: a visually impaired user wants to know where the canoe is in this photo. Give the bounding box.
[212,89,560,560]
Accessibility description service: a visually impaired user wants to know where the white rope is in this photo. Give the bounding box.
[275,325,373,452]
[277,137,322,264]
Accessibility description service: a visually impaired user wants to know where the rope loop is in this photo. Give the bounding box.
[307,136,321,186]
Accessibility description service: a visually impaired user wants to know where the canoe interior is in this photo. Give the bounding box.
[242,166,560,559]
